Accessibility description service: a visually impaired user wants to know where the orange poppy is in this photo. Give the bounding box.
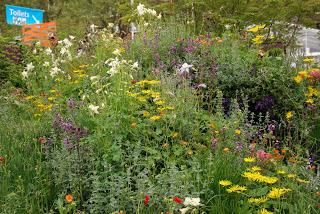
[65,194,73,203]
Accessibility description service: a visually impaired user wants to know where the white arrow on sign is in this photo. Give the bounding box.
[32,15,40,24]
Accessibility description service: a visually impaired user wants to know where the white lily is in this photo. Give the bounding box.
[26,62,34,72]
[89,104,100,114]
[179,207,190,214]
[179,63,193,75]
[22,70,28,79]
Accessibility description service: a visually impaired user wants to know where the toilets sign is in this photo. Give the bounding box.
[6,5,44,26]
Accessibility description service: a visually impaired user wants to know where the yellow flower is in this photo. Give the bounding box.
[77,73,86,78]
[73,69,85,74]
[276,170,286,175]
[247,25,266,33]
[298,71,309,78]
[187,150,193,155]
[150,115,161,121]
[142,89,153,94]
[252,35,265,44]
[296,178,310,184]
[219,180,232,187]
[306,98,314,105]
[242,172,278,184]
[172,132,179,139]
[127,92,138,97]
[293,75,303,84]
[259,208,273,214]
[303,58,314,63]
[34,113,42,117]
[162,143,169,149]
[137,96,147,102]
[136,80,160,86]
[226,185,247,193]
[307,86,318,97]
[244,157,256,163]
[143,111,150,117]
[48,97,55,101]
[235,129,241,135]
[25,95,35,100]
[223,147,230,153]
[249,166,262,172]
[155,100,165,105]
[49,89,56,93]
[248,196,268,204]
[267,187,291,199]
[287,174,297,179]
[285,111,293,120]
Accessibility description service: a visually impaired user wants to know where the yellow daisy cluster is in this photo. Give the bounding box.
[242,172,278,184]
[252,35,265,44]
[244,157,256,163]
[267,187,291,199]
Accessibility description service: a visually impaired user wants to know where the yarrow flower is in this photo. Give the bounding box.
[219,180,232,187]
[226,185,247,193]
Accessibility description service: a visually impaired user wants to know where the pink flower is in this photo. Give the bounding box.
[256,149,272,159]
[309,70,320,80]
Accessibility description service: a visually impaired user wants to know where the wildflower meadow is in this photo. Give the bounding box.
[1,1,320,214]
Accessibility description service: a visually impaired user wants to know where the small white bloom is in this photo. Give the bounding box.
[69,35,75,40]
[26,62,35,72]
[32,49,37,54]
[132,61,139,69]
[45,48,52,55]
[43,62,50,67]
[108,23,114,28]
[179,207,190,214]
[137,3,145,16]
[63,38,72,48]
[50,66,61,77]
[290,62,297,68]
[89,104,100,114]
[148,9,157,16]
[183,197,201,207]
[60,47,67,55]
[157,13,162,19]
[197,83,207,88]
[225,24,231,30]
[144,22,149,27]
[22,70,28,79]
[112,48,121,56]
[90,76,100,81]
[179,63,193,75]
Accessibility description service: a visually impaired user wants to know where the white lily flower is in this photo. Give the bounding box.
[22,70,28,79]
[60,47,67,55]
[183,197,201,207]
[132,61,139,69]
[137,3,145,16]
[112,48,121,56]
[69,35,75,40]
[50,66,61,77]
[157,13,162,19]
[89,104,100,114]
[26,62,34,72]
[108,23,114,28]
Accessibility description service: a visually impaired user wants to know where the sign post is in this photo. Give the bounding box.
[6,5,44,26]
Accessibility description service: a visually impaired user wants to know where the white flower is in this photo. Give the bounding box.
[43,61,50,67]
[148,9,157,16]
[137,3,145,16]
[290,62,297,68]
[45,48,52,55]
[197,83,207,88]
[157,13,162,19]
[179,63,193,75]
[69,35,75,40]
[90,76,100,81]
[60,47,67,55]
[26,62,34,72]
[225,24,231,30]
[144,22,149,27]
[179,207,191,214]
[22,70,28,79]
[90,24,98,32]
[132,61,139,69]
[108,23,114,28]
[50,66,61,77]
[183,197,201,207]
[112,48,121,56]
[63,38,72,48]
[89,104,100,114]
[32,49,37,54]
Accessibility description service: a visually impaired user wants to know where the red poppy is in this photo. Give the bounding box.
[144,195,150,205]
[173,196,183,204]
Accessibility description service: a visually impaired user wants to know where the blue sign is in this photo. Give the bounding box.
[6,5,44,26]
